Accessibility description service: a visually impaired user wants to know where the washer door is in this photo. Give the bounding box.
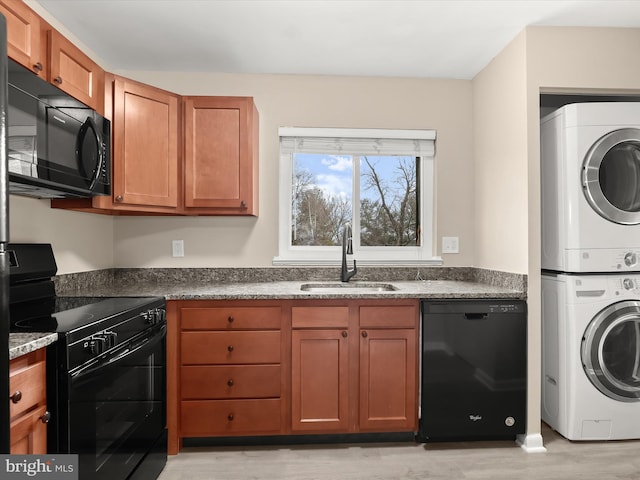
[582,300,640,402]
[582,128,640,225]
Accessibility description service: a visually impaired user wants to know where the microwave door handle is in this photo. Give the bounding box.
[77,116,104,191]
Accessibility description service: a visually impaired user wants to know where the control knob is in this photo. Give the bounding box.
[85,331,117,354]
[623,278,635,290]
[624,252,638,267]
[143,308,166,326]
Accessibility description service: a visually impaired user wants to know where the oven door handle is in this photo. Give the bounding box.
[70,324,166,383]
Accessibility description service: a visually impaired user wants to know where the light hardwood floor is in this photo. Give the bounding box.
[157,424,640,480]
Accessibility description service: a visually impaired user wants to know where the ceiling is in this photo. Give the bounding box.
[31,0,640,80]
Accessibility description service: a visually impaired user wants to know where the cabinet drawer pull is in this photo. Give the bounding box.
[53,76,62,84]
[361,331,368,338]
[227,315,234,323]
[227,413,234,421]
[342,331,348,338]
[40,411,51,424]
[32,62,43,72]
[227,379,234,387]
[10,391,22,404]
[227,345,234,352]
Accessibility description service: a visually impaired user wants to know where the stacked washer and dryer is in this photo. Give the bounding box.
[541,102,640,441]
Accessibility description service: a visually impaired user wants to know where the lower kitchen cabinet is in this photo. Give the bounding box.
[166,298,419,453]
[9,349,48,454]
[168,301,285,453]
[291,301,418,434]
[359,328,417,431]
[291,328,350,432]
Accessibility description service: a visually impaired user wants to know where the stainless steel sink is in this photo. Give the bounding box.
[300,282,398,293]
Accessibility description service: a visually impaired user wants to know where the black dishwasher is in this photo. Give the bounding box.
[416,299,526,442]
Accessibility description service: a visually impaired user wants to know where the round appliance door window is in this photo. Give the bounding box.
[582,128,640,225]
[582,300,640,402]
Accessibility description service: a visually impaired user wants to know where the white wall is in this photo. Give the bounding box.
[472,33,529,275]
[9,196,114,273]
[111,72,475,268]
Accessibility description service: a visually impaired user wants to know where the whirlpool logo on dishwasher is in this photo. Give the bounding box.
[0,455,78,480]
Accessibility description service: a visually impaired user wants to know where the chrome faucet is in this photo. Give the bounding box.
[341,223,357,282]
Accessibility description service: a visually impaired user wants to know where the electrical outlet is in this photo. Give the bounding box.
[442,236,459,254]
[172,240,184,257]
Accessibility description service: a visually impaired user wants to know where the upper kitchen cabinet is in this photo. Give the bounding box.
[183,96,259,216]
[54,92,260,216]
[48,29,105,113]
[52,75,181,214]
[0,0,45,77]
[0,0,105,113]
[109,76,180,212]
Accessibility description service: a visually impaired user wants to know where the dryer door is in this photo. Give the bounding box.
[582,300,640,402]
[582,128,640,225]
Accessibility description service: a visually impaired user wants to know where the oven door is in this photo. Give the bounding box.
[67,324,166,480]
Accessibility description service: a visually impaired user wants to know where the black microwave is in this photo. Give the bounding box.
[7,59,110,198]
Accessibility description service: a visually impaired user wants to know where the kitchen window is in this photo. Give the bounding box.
[274,127,439,265]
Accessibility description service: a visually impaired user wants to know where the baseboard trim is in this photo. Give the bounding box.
[516,433,547,453]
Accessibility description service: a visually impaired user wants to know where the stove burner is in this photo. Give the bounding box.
[12,316,58,331]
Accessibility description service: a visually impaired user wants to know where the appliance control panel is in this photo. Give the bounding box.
[486,303,525,313]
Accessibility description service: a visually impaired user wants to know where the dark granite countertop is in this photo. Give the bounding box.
[63,279,525,300]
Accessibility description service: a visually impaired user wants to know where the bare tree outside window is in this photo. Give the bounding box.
[361,156,419,246]
[291,153,419,247]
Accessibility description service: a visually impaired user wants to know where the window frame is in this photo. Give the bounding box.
[274,127,441,266]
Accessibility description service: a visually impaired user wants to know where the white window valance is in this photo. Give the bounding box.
[279,127,436,157]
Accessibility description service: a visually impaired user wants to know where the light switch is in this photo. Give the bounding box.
[442,236,459,254]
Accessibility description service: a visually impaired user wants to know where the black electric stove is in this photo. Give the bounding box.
[8,243,167,480]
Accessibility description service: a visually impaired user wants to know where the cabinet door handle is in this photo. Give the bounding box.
[115,195,123,202]
[227,413,234,421]
[227,379,234,387]
[227,345,234,352]
[40,411,51,424]
[341,331,348,338]
[32,62,43,72]
[227,315,234,323]
[9,391,22,403]
[361,331,368,338]
[240,200,247,208]
[53,76,63,84]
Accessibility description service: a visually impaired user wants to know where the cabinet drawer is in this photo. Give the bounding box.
[182,307,281,330]
[181,331,280,364]
[10,405,47,454]
[292,306,349,328]
[359,305,417,329]
[9,360,46,419]
[181,399,281,436]
[181,365,280,399]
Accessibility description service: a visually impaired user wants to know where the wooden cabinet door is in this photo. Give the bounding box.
[291,329,349,432]
[183,96,258,215]
[0,0,45,77]
[112,76,179,211]
[10,350,48,454]
[10,405,47,454]
[359,328,417,431]
[48,30,105,113]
